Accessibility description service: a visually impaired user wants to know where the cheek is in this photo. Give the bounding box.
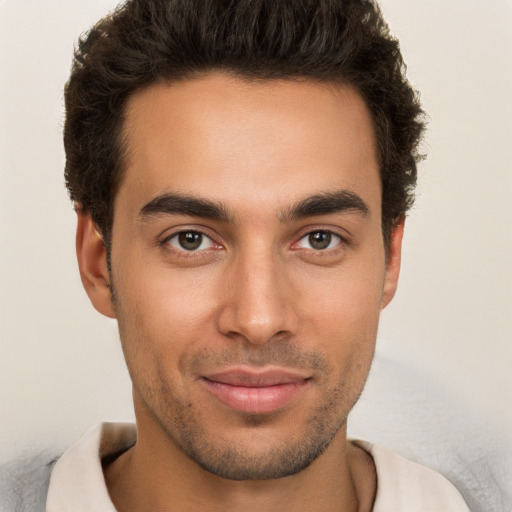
[297,261,384,377]
[300,263,384,336]
[113,259,221,374]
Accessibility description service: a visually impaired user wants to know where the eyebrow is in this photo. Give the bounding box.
[139,193,232,222]
[280,190,370,222]
[138,189,369,223]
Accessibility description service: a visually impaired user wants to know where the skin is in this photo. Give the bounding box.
[76,73,404,512]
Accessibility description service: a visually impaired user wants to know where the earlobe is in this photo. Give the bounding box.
[381,218,405,310]
[75,209,116,319]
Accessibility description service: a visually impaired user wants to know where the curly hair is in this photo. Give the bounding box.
[64,0,425,250]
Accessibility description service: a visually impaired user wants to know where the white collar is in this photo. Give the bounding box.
[46,423,136,512]
[47,422,468,512]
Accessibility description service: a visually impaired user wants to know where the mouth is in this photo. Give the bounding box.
[200,367,311,414]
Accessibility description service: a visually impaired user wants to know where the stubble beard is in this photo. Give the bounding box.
[138,363,362,481]
[112,280,373,482]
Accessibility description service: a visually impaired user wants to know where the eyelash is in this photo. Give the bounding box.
[160,229,222,256]
[160,228,348,257]
[292,230,345,252]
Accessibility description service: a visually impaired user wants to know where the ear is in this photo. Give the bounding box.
[381,217,405,310]
[76,210,116,318]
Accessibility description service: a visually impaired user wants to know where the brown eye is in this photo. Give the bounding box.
[308,231,333,250]
[295,230,342,251]
[178,232,203,250]
[167,231,214,252]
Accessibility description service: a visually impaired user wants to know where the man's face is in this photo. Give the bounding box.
[96,74,400,480]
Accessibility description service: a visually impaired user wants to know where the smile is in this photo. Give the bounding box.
[200,367,311,414]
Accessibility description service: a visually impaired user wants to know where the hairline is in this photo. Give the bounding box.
[107,70,388,242]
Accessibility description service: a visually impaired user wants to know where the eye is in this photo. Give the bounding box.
[166,231,215,251]
[296,230,342,250]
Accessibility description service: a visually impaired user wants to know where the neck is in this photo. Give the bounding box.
[104,403,376,512]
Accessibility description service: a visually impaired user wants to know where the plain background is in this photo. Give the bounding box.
[1,0,511,462]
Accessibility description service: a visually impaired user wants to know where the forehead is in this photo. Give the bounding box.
[117,73,380,219]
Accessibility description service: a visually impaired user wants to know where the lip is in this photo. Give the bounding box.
[200,367,310,414]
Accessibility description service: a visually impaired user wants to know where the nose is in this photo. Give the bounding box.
[216,248,299,345]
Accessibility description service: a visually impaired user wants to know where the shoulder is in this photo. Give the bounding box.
[352,440,471,512]
[0,452,59,512]
[0,423,136,512]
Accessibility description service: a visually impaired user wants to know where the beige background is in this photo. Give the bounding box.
[1,0,511,462]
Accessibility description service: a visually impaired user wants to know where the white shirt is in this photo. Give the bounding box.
[46,423,470,512]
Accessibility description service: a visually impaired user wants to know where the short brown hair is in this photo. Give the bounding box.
[64,0,425,250]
